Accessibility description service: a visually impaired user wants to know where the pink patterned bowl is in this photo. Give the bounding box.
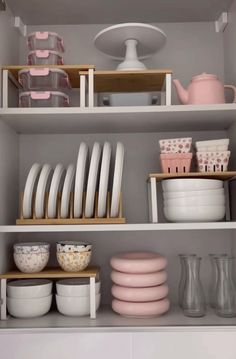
[112,284,169,302]
[111,270,167,288]
[112,298,170,318]
[110,252,167,274]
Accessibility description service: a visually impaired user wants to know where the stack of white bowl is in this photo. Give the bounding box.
[7,279,52,318]
[162,179,226,222]
[56,278,101,316]
[56,241,92,272]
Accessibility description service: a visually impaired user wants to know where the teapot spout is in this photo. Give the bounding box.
[173,79,189,105]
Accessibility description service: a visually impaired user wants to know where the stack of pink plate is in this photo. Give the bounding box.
[110,252,170,318]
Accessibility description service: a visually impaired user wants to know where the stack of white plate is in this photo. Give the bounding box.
[56,278,101,316]
[22,141,124,219]
[162,179,226,222]
[7,279,52,318]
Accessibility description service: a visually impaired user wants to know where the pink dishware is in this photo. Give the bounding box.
[111,284,169,302]
[160,153,192,173]
[112,298,170,318]
[173,73,236,105]
[111,270,167,288]
[110,252,167,274]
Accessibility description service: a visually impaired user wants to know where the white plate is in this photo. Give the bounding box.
[35,164,53,219]
[74,143,89,218]
[85,142,102,218]
[22,163,42,218]
[110,142,124,217]
[61,164,75,218]
[48,164,65,218]
[97,142,112,217]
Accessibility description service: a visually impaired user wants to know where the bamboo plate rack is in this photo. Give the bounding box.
[16,191,126,225]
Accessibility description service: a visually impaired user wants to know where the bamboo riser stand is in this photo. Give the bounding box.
[16,191,125,225]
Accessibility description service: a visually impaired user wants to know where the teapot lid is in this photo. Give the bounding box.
[192,73,217,81]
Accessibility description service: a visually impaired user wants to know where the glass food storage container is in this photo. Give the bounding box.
[27,32,64,52]
[19,68,71,90]
[28,50,64,65]
[19,91,69,107]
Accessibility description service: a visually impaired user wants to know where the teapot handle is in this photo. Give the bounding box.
[224,85,236,103]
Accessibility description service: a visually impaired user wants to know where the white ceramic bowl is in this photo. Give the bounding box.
[56,278,101,297]
[165,195,225,207]
[162,179,223,192]
[14,252,49,273]
[14,242,50,254]
[7,279,52,299]
[56,241,92,253]
[56,293,101,316]
[164,205,225,222]
[163,188,224,199]
[7,295,52,318]
[56,251,91,272]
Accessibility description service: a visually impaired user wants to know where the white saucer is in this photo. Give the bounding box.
[61,164,75,218]
[85,142,102,218]
[48,164,66,219]
[97,142,112,217]
[22,163,42,219]
[35,164,53,219]
[74,143,89,218]
[110,142,125,218]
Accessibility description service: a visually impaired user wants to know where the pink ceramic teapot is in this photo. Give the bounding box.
[173,73,236,105]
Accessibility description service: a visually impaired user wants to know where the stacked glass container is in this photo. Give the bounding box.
[19,31,71,107]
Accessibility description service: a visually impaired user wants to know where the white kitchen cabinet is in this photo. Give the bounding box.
[1,0,236,357]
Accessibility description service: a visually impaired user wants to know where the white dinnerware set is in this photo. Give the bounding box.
[163,178,226,222]
[6,278,101,318]
[22,141,125,220]
[56,278,101,317]
[7,279,53,319]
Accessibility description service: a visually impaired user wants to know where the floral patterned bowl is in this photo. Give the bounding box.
[14,252,49,273]
[196,151,230,172]
[56,250,91,272]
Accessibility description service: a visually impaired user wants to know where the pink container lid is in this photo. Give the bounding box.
[111,270,167,288]
[110,252,167,274]
[112,298,170,317]
[112,283,169,302]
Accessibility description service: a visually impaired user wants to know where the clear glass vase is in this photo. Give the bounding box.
[215,256,236,318]
[182,256,206,317]
[209,254,228,308]
[178,254,196,308]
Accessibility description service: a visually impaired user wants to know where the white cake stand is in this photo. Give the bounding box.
[94,23,166,70]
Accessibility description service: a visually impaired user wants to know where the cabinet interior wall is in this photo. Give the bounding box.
[1,2,236,318]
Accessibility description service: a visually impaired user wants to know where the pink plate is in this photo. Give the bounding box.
[111,270,167,288]
[112,284,169,302]
[112,298,170,318]
[110,252,167,274]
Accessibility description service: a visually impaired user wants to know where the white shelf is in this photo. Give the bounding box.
[0,307,236,333]
[1,222,236,233]
[1,104,236,134]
